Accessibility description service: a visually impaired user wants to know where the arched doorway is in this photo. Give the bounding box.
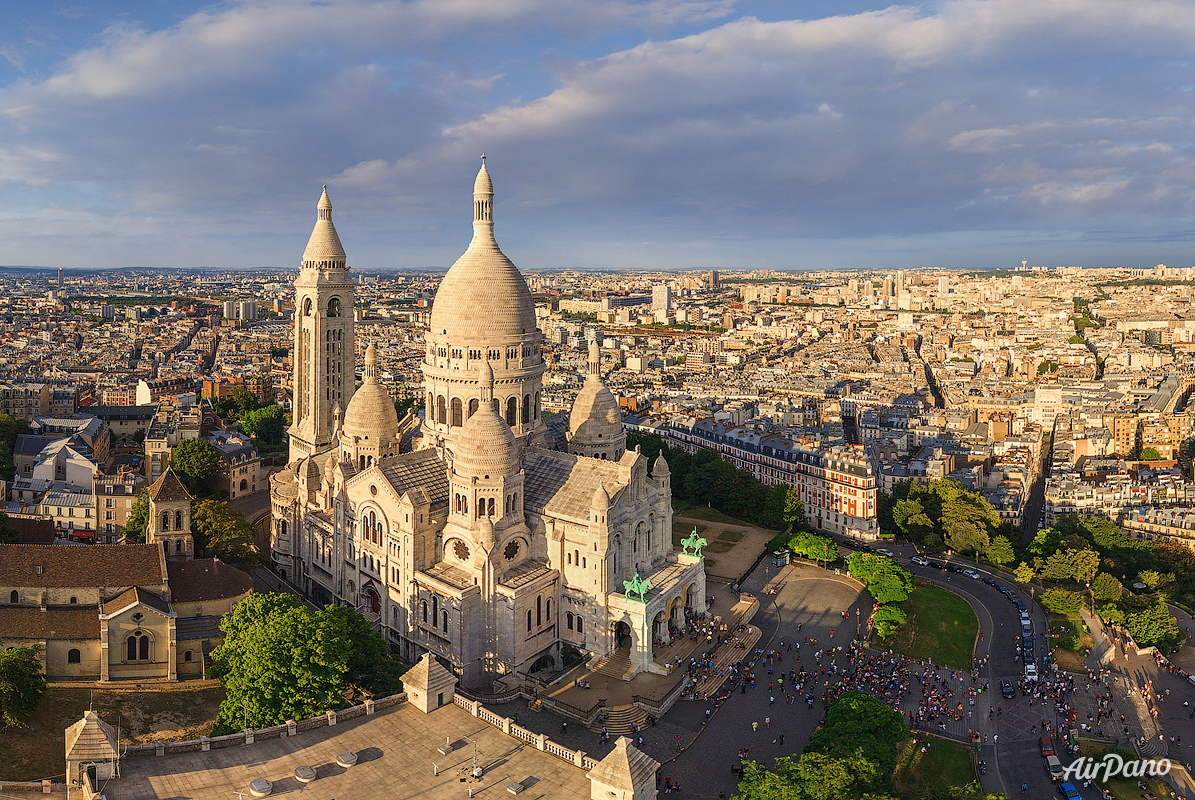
[529,653,555,673]
[652,611,667,648]
[613,620,633,651]
[363,587,380,614]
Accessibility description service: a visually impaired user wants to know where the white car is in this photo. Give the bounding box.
[963,569,980,579]
[1025,663,1039,681]
[877,548,894,557]
[911,556,929,566]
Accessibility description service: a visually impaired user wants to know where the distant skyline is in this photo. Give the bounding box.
[1,0,1194,270]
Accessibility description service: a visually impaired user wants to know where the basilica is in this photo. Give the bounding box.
[269,163,705,690]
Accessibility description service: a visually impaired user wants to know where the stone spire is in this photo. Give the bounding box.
[473,156,494,233]
[588,338,600,376]
[479,359,494,403]
[364,341,379,380]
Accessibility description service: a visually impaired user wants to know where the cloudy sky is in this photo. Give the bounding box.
[1,0,1193,270]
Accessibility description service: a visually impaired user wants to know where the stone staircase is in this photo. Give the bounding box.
[590,650,633,680]
[589,703,652,734]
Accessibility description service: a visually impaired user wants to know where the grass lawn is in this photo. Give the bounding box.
[1049,614,1094,673]
[0,685,224,781]
[677,506,747,526]
[880,582,979,670]
[1078,743,1175,799]
[896,735,977,799]
[672,521,707,546]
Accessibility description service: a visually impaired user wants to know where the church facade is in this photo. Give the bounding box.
[270,165,705,690]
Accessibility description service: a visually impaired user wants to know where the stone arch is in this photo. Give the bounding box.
[436,395,446,425]
[468,398,479,418]
[505,397,518,426]
[327,297,342,317]
[451,397,463,427]
[522,394,531,424]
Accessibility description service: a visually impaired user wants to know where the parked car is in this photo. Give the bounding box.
[1046,755,1063,781]
[877,548,894,557]
[911,556,929,566]
[1025,663,1039,681]
[1058,781,1082,800]
[963,570,980,580]
[1000,679,1016,698]
[1040,735,1054,756]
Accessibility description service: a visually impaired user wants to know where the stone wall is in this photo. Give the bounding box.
[120,693,408,758]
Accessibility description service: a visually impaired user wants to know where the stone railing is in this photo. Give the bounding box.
[0,780,69,794]
[452,694,594,771]
[120,693,407,758]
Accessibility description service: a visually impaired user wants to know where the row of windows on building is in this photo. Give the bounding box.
[429,393,540,428]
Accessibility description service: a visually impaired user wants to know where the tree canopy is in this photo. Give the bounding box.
[880,480,1001,560]
[172,437,222,492]
[123,491,149,543]
[208,593,407,733]
[0,645,47,727]
[190,499,260,571]
[0,413,30,483]
[241,404,286,445]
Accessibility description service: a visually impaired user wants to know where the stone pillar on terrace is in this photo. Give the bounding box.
[587,736,660,800]
[404,652,458,714]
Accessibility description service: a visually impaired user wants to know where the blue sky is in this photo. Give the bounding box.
[0,0,1193,270]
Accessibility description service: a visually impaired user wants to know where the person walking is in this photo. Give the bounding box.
[752,720,759,732]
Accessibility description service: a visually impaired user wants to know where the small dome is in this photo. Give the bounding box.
[592,484,609,509]
[452,400,518,478]
[474,162,493,195]
[653,452,670,475]
[342,343,398,446]
[569,375,623,443]
[302,186,347,264]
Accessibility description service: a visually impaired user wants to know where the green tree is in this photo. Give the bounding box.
[172,438,222,492]
[1070,549,1101,585]
[940,497,994,556]
[1124,596,1180,648]
[1100,604,1126,625]
[241,404,285,445]
[984,535,1015,567]
[123,491,150,543]
[782,487,805,527]
[1040,550,1075,581]
[0,413,30,482]
[1013,562,1036,584]
[872,604,907,637]
[209,593,351,731]
[132,428,146,445]
[1138,570,1162,589]
[230,386,260,416]
[1039,588,1083,615]
[190,499,259,571]
[806,690,908,782]
[320,605,407,695]
[1140,447,1163,461]
[1091,572,1124,603]
[0,645,47,727]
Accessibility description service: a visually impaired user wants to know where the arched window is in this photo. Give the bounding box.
[327,297,342,317]
[468,398,479,418]
[161,512,170,532]
[175,540,182,553]
[488,498,496,516]
[451,398,463,427]
[577,617,583,634]
[506,397,518,426]
[442,610,448,632]
[567,612,574,630]
[534,391,540,419]
[583,557,587,569]
[536,595,542,627]
[461,496,468,515]
[436,396,447,424]
[546,599,551,621]
[421,601,428,623]
[69,596,77,604]
[184,650,193,663]
[360,455,366,470]
[68,648,81,664]
[522,394,531,424]
[567,552,572,565]
[527,609,533,632]
[240,478,248,491]
[9,590,17,603]
[175,510,183,530]
[303,298,313,316]
[574,549,579,566]
[127,634,149,661]
[432,596,438,624]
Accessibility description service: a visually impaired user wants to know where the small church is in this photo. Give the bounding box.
[0,468,252,681]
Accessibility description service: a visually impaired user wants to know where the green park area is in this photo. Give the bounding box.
[894,735,977,799]
[1078,743,1174,800]
[882,582,978,670]
[1048,614,1094,672]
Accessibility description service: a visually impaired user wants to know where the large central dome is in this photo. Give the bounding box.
[429,161,537,343]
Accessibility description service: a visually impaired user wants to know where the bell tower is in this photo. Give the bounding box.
[146,467,193,561]
[289,186,356,462]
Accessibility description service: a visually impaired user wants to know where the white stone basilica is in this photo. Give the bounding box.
[270,163,705,689]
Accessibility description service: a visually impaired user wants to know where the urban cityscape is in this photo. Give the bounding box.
[2,2,1195,800]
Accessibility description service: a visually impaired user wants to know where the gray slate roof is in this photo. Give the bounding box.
[522,448,625,522]
[378,449,449,505]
